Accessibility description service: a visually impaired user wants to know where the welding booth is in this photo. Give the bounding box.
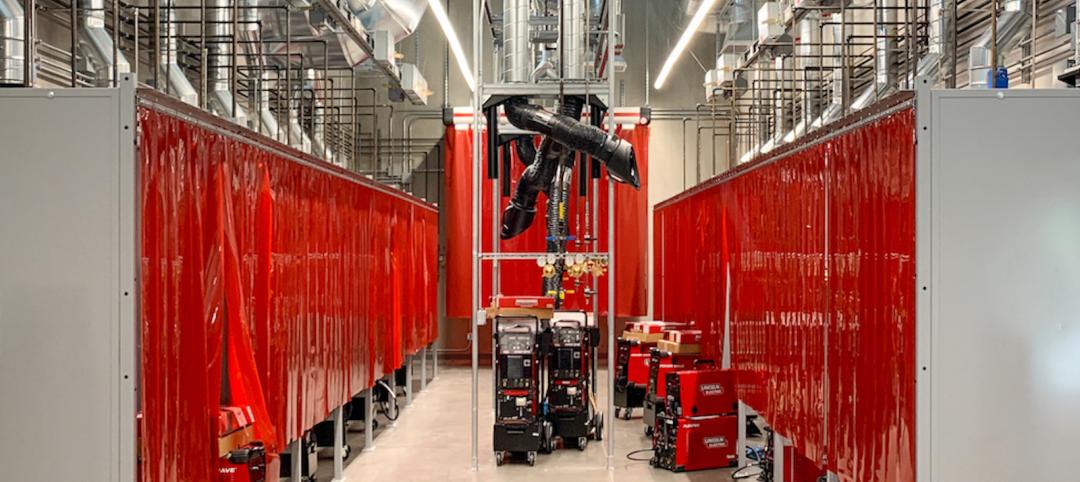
[0,81,439,481]
[652,85,1080,481]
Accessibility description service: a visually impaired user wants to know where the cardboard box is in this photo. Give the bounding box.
[634,321,667,334]
[667,330,703,345]
[622,331,665,343]
[658,339,702,355]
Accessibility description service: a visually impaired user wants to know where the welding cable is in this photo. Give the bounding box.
[625,448,653,462]
[731,463,764,480]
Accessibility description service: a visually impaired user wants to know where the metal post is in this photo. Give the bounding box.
[133,7,138,81]
[363,388,375,452]
[199,0,206,108]
[605,0,616,468]
[421,346,428,391]
[70,0,77,87]
[290,439,303,482]
[23,0,33,86]
[332,406,345,481]
[433,342,439,379]
[285,5,292,146]
[470,0,481,471]
[153,0,159,89]
[112,0,118,86]
[405,355,414,406]
[388,373,398,425]
[737,401,748,469]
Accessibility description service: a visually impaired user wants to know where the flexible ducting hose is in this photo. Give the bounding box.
[500,97,640,240]
[504,98,640,189]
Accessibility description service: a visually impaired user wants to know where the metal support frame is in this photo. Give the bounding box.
[469,0,619,470]
[363,387,375,452]
[332,406,345,481]
[420,346,428,391]
[405,354,414,406]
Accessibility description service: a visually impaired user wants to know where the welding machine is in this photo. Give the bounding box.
[218,442,267,482]
[664,365,737,418]
[493,316,545,466]
[614,337,652,420]
[543,312,603,450]
[651,413,738,472]
[642,348,695,437]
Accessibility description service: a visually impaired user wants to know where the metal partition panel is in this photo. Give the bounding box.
[920,89,1080,481]
[0,82,137,481]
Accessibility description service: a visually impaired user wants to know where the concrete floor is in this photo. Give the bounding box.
[325,365,737,482]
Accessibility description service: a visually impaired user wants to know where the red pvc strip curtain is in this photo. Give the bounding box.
[444,124,649,320]
[653,107,916,482]
[139,103,438,482]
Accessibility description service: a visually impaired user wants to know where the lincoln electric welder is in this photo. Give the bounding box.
[642,348,695,438]
[543,313,603,450]
[651,364,739,472]
[493,316,545,466]
[614,337,653,420]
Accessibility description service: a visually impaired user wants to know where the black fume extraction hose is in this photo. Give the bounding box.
[499,97,641,240]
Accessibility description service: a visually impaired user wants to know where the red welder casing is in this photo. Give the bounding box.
[665,368,737,417]
[655,414,739,472]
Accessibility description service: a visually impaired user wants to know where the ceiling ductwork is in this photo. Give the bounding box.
[0,0,24,85]
[968,0,1031,87]
[80,0,131,86]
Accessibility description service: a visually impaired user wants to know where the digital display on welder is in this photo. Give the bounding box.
[507,356,525,379]
[557,350,574,370]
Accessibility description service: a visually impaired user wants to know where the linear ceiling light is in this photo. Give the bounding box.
[428,0,477,92]
[653,0,719,90]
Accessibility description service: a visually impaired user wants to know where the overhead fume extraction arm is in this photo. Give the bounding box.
[500,97,640,240]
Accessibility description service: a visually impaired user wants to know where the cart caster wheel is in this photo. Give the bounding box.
[527,451,536,466]
[622,409,633,421]
[495,451,505,466]
[577,436,588,450]
[614,407,622,419]
[341,444,351,460]
[541,422,555,454]
[644,425,653,438]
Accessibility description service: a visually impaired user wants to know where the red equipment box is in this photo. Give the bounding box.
[493,296,556,309]
[648,350,695,399]
[628,353,651,385]
[665,368,737,417]
[666,329,703,344]
[652,414,738,472]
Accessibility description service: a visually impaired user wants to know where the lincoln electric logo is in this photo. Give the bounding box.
[700,383,724,396]
[704,436,729,448]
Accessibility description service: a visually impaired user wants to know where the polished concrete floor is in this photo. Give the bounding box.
[322,364,737,481]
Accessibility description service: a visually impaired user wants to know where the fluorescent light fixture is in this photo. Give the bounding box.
[654,0,719,90]
[428,0,476,92]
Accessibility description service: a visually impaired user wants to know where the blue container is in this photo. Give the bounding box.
[987,67,1009,88]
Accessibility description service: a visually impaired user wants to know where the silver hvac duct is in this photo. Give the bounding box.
[531,48,557,82]
[851,0,898,110]
[80,0,130,86]
[208,0,249,124]
[915,0,952,81]
[503,0,530,82]
[306,71,335,163]
[162,0,198,105]
[968,0,1031,87]
[562,0,586,79]
[0,0,24,84]
[235,0,282,140]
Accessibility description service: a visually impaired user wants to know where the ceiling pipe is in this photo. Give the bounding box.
[162,0,198,105]
[0,0,25,85]
[208,0,249,124]
[503,0,530,82]
[968,0,1031,87]
[79,0,130,86]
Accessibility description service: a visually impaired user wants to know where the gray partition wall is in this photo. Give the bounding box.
[916,85,1080,481]
[0,81,137,481]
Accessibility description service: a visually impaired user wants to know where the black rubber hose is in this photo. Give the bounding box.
[513,135,536,168]
[504,98,641,189]
[500,98,584,240]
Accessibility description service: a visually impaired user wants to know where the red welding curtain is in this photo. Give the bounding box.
[444,125,649,319]
[139,101,438,481]
[653,106,916,482]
